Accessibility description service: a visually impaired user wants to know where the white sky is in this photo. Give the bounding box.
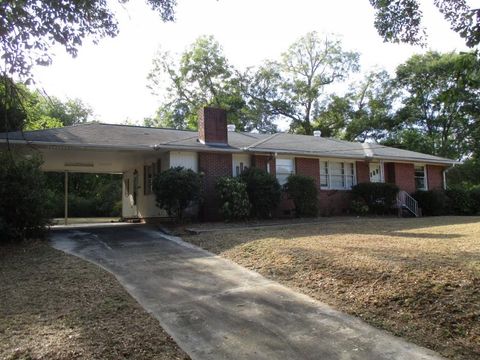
[32,0,469,124]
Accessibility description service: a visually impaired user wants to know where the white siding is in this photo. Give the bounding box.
[232,154,251,177]
[169,151,198,171]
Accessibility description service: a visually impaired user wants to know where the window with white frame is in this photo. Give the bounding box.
[414,164,427,190]
[319,160,356,190]
[276,158,294,185]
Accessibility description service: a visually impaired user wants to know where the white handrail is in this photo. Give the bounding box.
[396,190,419,217]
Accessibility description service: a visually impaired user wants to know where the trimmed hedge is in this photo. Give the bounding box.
[153,166,202,221]
[284,174,318,217]
[412,190,449,216]
[351,182,399,214]
[239,167,281,219]
[215,177,250,221]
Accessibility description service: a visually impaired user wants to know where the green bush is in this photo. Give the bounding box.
[412,190,448,216]
[284,174,318,217]
[215,177,250,221]
[153,166,202,222]
[445,187,476,215]
[470,186,480,215]
[350,199,369,216]
[239,167,281,219]
[351,182,399,214]
[0,153,50,242]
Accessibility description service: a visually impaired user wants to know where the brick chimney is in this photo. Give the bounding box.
[198,107,228,145]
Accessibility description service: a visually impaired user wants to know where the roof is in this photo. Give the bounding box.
[0,122,457,165]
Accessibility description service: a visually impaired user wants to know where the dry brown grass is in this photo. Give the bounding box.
[186,216,480,360]
[0,241,189,360]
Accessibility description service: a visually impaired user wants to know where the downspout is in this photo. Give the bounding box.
[442,164,456,190]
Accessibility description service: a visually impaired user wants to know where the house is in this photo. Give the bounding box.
[0,107,458,220]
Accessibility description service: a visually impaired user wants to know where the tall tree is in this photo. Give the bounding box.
[385,51,480,159]
[370,0,480,48]
[247,32,359,134]
[147,35,277,132]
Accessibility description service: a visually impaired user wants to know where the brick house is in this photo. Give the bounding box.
[0,107,458,220]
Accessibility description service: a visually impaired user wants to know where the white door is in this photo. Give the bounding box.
[369,163,382,183]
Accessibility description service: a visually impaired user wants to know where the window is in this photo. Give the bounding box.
[319,160,356,190]
[144,162,157,195]
[276,158,294,185]
[415,164,427,190]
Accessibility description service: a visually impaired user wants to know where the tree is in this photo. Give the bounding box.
[147,35,277,132]
[247,32,359,134]
[387,51,480,159]
[314,70,399,142]
[369,0,480,48]
[239,168,281,218]
[0,0,176,77]
[148,36,241,129]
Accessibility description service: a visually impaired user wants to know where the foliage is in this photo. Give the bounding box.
[351,182,399,214]
[44,173,122,218]
[239,167,281,219]
[445,187,477,215]
[350,199,369,216]
[147,36,277,133]
[246,32,359,134]
[412,190,448,216]
[0,153,50,242]
[284,174,318,217]
[447,158,480,189]
[1,76,93,132]
[215,177,250,221]
[315,70,399,142]
[0,0,176,77]
[152,166,202,221]
[387,51,480,159]
[369,0,480,48]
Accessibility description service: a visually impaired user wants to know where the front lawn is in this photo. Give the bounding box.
[185,216,480,360]
[0,241,189,360]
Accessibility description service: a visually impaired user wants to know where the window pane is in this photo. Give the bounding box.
[330,175,344,189]
[320,174,328,187]
[345,175,354,189]
[330,162,343,175]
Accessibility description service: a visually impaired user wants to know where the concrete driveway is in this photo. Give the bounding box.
[50,224,443,360]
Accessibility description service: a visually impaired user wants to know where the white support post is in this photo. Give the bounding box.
[64,171,68,225]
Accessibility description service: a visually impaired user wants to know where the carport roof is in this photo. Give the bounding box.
[0,122,458,165]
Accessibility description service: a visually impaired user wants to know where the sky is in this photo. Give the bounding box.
[32,0,469,125]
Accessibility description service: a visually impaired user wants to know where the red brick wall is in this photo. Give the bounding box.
[385,162,395,184]
[427,165,444,190]
[356,161,370,184]
[198,107,228,145]
[252,155,276,176]
[319,190,352,216]
[198,152,232,220]
[295,158,320,186]
[393,163,416,193]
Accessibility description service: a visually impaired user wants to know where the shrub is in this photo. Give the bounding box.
[412,190,448,216]
[0,152,50,242]
[470,186,480,215]
[152,166,202,222]
[239,167,281,218]
[215,177,250,221]
[350,199,369,216]
[284,174,318,217]
[445,187,475,215]
[351,182,399,214]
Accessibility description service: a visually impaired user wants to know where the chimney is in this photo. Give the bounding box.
[198,107,228,145]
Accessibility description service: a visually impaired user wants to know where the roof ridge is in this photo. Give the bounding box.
[244,132,282,150]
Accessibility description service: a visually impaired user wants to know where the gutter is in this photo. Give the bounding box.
[442,164,457,190]
[1,138,459,167]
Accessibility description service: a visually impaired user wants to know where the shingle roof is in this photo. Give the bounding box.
[0,122,457,165]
